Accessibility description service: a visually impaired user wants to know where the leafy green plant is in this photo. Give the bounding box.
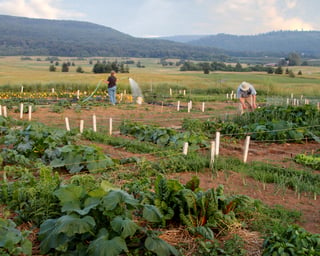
[262,225,320,255]
[39,183,179,256]
[295,153,320,170]
[0,218,32,256]
[45,144,114,173]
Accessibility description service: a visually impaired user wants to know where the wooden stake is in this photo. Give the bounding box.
[28,105,32,121]
[80,120,84,133]
[109,118,113,135]
[65,117,70,131]
[0,105,2,116]
[215,132,220,156]
[93,114,97,132]
[243,136,251,163]
[183,142,189,155]
[201,102,205,112]
[20,103,24,119]
[177,101,180,111]
[210,141,215,168]
[3,106,7,117]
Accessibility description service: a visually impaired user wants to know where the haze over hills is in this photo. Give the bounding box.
[0,15,223,59]
[1,14,320,59]
[161,31,320,58]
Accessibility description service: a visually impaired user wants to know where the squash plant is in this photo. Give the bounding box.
[39,183,179,256]
[0,218,32,256]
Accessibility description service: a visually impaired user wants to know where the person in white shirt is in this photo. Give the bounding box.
[236,81,257,111]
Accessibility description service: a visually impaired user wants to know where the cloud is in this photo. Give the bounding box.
[0,0,84,19]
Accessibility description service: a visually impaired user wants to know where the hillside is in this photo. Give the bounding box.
[0,15,223,59]
[184,31,320,57]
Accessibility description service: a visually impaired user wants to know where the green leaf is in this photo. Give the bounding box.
[101,190,138,212]
[54,184,86,205]
[56,215,96,237]
[145,236,179,256]
[143,204,164,223]
[87,235,128,256]
[111,216,139,238]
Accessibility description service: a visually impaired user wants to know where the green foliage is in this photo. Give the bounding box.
[0,218,32,256]
[120,120,208,148]
[262,225,320,255]
[39,183,179,256]
[0,165,61,226]
[46,144,114,173]
[294,153,320,170]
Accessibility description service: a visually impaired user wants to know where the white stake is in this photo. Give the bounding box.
[109,118,113,135]
[201,102,205,112]
[226,93,229,100]
[169,88,172,96]
[0,105,2,116]
[177,101,180,111]
[183,90,186,96]
[76,90,80,99]
[243,136,251,163]
[51,88,55,93]
[93,114,97,132]
[28,105,32,121]
[21,86,24,93]
[183,142,189,155]
[215,132,220,156]
[3,106,7,117]
[210,141,215,168]
[187,102,191,113]
[20,103,24,119]
[65,117,70,131]
[80,120,84,133]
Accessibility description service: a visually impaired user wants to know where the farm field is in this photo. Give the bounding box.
[0,56,320,255]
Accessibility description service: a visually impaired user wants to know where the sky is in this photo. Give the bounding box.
[0,0,319,38]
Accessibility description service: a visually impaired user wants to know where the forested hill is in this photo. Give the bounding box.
[183,31,320,57]
[0,15,223,59]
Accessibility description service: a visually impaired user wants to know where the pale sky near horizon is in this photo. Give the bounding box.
[0,0,318,38]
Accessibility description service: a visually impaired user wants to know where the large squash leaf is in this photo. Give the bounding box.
[143,204,163,223]
[101,190,138,212]
[145,236,179,256]
[56,215,96,237]
[87,231,128,256]
[110,216,139,238]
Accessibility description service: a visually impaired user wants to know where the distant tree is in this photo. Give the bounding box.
[288,70,295,78]
[235,62,242,71]
[93,63,106,73]
[278,58,288,66]
[55,61,59,66]
[298,70,302,75]
[301,61,308,66]
[61,62,69,72]
[285,68,289,74]
[76,66,84,73]
[274,66,283,74]
[287,52,301,66]
[89,60,93,65]
[266,67,274,74]
[49,65,56,72]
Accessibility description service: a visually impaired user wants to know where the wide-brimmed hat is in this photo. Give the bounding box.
[240,81,250,91]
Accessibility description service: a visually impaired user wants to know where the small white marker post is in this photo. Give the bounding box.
[93,114,97,132]
[3,106,7,117]
[109,118,113,136]
[0,105,2,116]
[187,102,191,113]
[183,142,189,155]
[215,132,220,156]
[21,86,24,93]
[80,120,84,133]
[243,136,251,163]
[76,90,80,100]
[20,103,24,119]
[226,93,229,100]
[65,117,70,131]
[169,88,172,96]
[28,105,32,121]
[201,102,205,112]
[183,90,186,96]
[210,141,215,168]
[177,101,180,111]
[51,88,55,93]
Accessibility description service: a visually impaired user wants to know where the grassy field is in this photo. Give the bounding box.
[0,56,320,98]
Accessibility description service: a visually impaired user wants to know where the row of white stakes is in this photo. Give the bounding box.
[183,132,251,164]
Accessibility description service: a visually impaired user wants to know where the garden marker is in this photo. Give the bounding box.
[82,79,103,103]
[65,117,70,131]
[243,136,251,163]
[0,105,2,116]
[93,114,97,132]
[80,120,84,133]
[177,100,180,111]
[109,118,113,135]
[28,105,32,121]
[20,103,24,119]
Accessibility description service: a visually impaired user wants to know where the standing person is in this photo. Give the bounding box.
[105,70,117,105]
[236,81,257,112]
